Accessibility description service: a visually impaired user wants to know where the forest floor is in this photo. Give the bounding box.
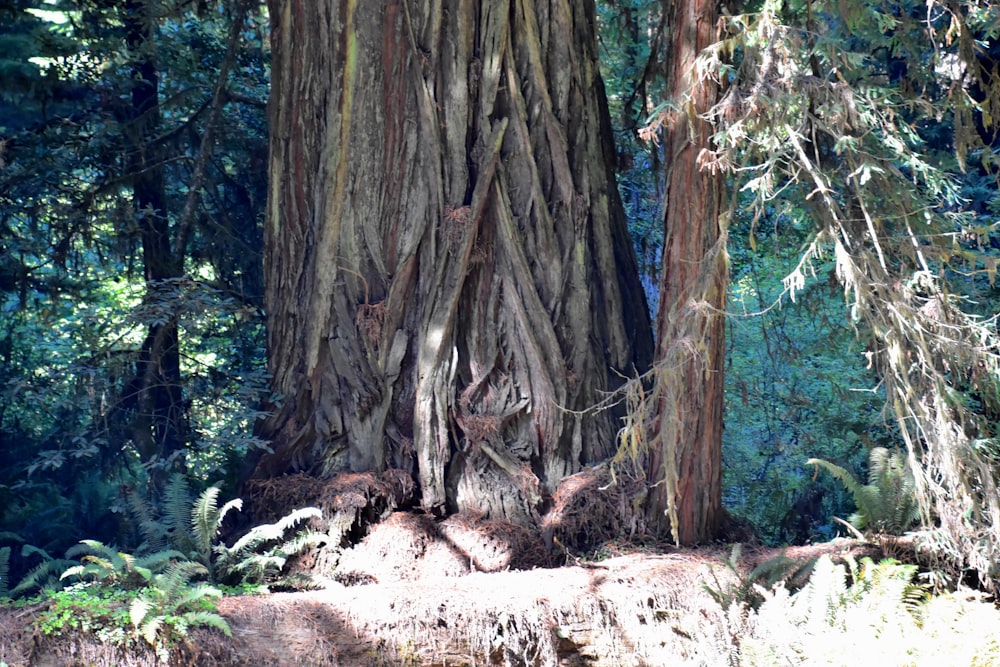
[2,532,907,667]
[4,468,1000,666]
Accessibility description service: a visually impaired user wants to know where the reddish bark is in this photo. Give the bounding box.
[645,0,726,544]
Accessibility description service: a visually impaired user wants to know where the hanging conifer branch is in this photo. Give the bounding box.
[700,0,1000,585]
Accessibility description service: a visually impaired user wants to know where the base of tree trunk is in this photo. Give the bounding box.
[241,466,654,577]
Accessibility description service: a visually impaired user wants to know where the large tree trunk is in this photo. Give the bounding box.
[643,0,726,544]
[255,0,653,525]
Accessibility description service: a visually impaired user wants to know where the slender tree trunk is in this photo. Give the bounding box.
[123,0,188,487]
[644,0,726,544]
[256,0,652,525]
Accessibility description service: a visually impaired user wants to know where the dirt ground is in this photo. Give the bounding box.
[0,469,894,666]
[1,532,886,666]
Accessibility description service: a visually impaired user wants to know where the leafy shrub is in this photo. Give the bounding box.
[129,475,324,589]
[60,540,186,590]
[808,447,920,535]
[3,543,76,599]
[35,584,138,646]
[54,540,229,660]
[704,543,816,610]
[692,555,1000,666]
[127,561,230,661]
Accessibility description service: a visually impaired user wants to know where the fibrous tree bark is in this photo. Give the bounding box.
[642,0,726,544]
[256,0,653,525]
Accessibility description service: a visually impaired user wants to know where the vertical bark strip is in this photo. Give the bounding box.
[258,0,652,525]
[645,0,726,544]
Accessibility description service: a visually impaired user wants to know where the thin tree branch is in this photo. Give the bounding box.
[172,0,252,262]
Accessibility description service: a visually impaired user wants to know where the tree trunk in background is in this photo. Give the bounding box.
[256,0,653,525]
[123,0,188,490]
[644,0,726,544]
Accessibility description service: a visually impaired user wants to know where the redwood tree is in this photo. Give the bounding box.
[255,0,653,524]
[642,0,726,544]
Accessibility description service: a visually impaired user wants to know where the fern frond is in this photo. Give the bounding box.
[60,564,90,580]
[163,474,195,553]
[191,487,243,568]
[163,474,192,530]
[276,530,325,558]
[11,558,74,596]
[215,497,243,532]
[865,449,918,532]
[135,549,187,573]
[748,554,796,586]
[269,572,319,591]
[76,538,114,556]
[191,486,221,557]
[227,554,284,580]
[20,544,52,560]
[852,484,882,529]
[140,615,164,646]
[64,542,90,560]
[807,458,867,499]
[172,582,222,610]
[127,488,168,553]
[703,545,815,611]
[844,556,928,623]
[0,532,24,544]
[272,506,322,533]
[724,543,743,571]
[120,550,137,571]
[130,596,153,628]
[67,540,146,585]
[155,560,209,598]
[809,448,919,535]
[219,529,269,562]
[785,557,819,589]
[76,539,127,570]
[180,611,231,637]
[0,546,10,597]
[223,507,322,559]
[792,554,848,627]
[80,554,114,571]
[213,507,322,586]
[868,447,891,479]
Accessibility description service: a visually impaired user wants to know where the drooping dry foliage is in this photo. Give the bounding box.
[541,465,649,553]
[696,0,1000,584]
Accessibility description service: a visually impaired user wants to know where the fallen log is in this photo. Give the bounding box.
[5,552,740,666]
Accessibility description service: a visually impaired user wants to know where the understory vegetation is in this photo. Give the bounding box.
[1,476,321,659]
[3,0,1000,663]
[700,553,1000,665]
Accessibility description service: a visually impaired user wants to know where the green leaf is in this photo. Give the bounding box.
[130,596,152,629]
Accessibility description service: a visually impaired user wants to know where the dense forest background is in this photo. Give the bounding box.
[2,0,1000,590]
